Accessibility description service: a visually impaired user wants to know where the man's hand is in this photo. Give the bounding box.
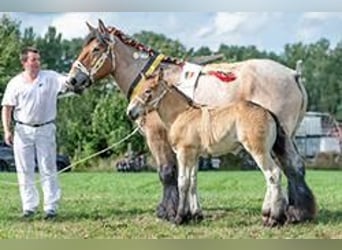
[4,130,13,146]
[2,105,14,145]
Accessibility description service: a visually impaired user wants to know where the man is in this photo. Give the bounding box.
[1,47,67,220]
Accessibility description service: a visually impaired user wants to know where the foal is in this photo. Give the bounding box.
[127,70,289,226]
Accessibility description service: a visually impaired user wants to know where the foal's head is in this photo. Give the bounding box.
[127,69,170,121]
[66,19,116,93]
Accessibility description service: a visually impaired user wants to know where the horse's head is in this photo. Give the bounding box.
[127,68,170,121]
[66,19,116,94]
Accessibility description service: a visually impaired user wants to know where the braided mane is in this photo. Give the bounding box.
[84,26,184,66]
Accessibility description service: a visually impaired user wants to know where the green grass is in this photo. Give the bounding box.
[0,170,341,239]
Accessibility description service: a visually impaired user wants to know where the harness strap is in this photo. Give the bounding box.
[127,53,165,100]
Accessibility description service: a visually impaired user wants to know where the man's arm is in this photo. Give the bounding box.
[2,105,14,145]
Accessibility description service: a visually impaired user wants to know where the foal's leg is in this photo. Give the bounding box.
[248,150,288,227]
[140,112,178,221]
[174,149,192,225]
[188,160,203,223]
[274,135,316,224]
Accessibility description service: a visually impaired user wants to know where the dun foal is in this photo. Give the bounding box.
[127,70,292,226]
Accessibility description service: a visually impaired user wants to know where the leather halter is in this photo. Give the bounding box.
[135,77,171,111]
[72,36,116,86]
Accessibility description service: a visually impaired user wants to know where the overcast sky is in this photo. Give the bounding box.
[6,12,342,53]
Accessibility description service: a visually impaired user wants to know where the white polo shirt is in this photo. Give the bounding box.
[1,70,67,125]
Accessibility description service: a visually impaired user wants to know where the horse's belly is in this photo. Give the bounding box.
[205,137,241,156]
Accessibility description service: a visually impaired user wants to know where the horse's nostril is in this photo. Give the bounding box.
[128,110,133,119]
[128,110,136,120]
[70,77,77,86]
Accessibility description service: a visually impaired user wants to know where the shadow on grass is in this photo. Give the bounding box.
[7,205,341,228]
[6,207,154,223]
[315,209,342,225]
[205,206,342,227]
[57,207,154,222]
[202,205,261,226]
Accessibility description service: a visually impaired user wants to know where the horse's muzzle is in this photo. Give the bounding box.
[66,73,90,94]
[127,108,139,121]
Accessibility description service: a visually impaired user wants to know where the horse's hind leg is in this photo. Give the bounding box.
[141,112,179,221]
[274,135,316,224]
[247,150,288,227]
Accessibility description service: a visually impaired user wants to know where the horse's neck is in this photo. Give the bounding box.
[111,40,149,95]
[157,88,193,128]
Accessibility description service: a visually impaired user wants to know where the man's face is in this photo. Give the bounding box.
[22,51,41,73]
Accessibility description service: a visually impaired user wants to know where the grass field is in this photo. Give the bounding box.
[0,170,341,239]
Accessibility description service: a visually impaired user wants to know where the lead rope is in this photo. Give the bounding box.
[0,126,140,187]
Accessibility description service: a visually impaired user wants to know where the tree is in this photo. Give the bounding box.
[217,44,274,62]
[133,31,188,58]
[21,27,37,48]
[192,46,212,57]
[0,14,22,95]
[36,26,65,71]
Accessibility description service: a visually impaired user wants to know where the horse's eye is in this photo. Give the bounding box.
[144,89,152,96]
[92,47,100,53]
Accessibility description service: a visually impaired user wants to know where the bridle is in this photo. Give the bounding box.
[136,77,171,111]
[72,36,116,86]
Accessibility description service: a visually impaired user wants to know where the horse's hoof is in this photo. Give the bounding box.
[264,217,284,228]
[191,212,204,223]
[262,209,271,225]
[156,204,168,220]
[262,216,269,226]
[173,215,184,225]
[285,205,315,224]
[156,183,179,221]
[262,211,286,227]
[156,203,177,221]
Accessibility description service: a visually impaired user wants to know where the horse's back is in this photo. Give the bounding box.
[194,58,306,136]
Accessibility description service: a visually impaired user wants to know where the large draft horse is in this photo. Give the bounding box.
[127,70,296,226]
[66,19,316,225]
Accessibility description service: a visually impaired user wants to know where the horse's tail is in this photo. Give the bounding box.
[292,59,308,138]
[268,110,287,157]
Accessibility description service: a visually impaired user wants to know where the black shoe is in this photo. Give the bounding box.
[44,210,57,220]
[22,210,35,219]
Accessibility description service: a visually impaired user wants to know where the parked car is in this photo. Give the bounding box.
[0,141,71,172]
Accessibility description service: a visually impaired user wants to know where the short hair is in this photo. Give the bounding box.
[20,46,40,62]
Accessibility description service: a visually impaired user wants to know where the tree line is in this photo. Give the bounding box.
[0,15,341,168]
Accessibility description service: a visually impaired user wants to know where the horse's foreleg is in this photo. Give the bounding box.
[140,113,179,222]
[189,160,203,223]
[174,151,191,225]
[157,162,179,221]
[275,136,316,224]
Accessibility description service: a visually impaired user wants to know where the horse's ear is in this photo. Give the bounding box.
[98,19,108,34]
[158,67,164,81]
[140,73,147,81]
[86,21,95,32]
[157,68,164,81]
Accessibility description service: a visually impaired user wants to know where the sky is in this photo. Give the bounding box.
[5,12,342,54]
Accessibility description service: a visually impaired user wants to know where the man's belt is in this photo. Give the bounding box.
[15,120,55,127]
